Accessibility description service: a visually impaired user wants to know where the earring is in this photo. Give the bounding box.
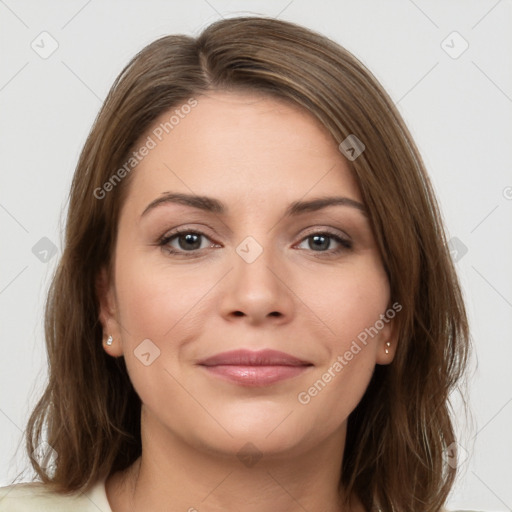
[106,335,113,346]
[385,341,391,354]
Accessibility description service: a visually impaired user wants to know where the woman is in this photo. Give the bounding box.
[0,16,472,512]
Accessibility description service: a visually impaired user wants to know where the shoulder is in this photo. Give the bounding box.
[0,479,112,512]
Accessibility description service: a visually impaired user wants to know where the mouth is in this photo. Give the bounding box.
[197,349,313,387]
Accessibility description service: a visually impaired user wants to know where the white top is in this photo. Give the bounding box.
[0,480,481,512]
[0,479,112,511]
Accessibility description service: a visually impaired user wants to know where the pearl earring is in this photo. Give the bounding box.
[385,341,391,354]
[106,335,113,346]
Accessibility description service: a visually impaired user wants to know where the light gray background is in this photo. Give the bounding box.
[1,1,511,510]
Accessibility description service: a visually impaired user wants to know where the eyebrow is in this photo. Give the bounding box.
[140,192,367,218]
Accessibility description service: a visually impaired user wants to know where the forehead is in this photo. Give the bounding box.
[124,90,362,213]
[164,90,336,153]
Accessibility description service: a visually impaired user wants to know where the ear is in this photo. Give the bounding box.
[375,305,400,365]
[96,266,124,358]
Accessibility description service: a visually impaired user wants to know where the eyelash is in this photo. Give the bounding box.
[157,227,352,258]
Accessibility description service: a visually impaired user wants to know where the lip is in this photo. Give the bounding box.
[197,349,313,387]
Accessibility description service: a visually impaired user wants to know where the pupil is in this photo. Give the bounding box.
[180,234,201,250]
[311,235,328,251]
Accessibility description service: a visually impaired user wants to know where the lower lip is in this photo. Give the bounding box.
[199,365,310,386]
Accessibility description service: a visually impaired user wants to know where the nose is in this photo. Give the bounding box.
[218,240,295,326]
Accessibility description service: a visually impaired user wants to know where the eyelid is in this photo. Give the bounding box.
[158,226,219,247]
[297,226,351,242]
[159,223,217,241]
[158,224,351,245]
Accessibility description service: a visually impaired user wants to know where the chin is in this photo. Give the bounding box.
[197,430,307,464]
[194,412,315,458]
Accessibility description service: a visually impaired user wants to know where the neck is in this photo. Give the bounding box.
[106,408,365,512]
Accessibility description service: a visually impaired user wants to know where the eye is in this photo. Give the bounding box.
[157,228,352,257]
[158,228,218,255]
[295,231,352,255]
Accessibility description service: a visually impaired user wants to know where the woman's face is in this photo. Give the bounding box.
[99,90,396,460]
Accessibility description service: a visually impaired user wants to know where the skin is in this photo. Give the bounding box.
[98,90,398,512]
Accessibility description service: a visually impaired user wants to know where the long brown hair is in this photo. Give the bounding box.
[22,16,470,511]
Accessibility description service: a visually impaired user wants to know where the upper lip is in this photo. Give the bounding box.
[198,349,313,367]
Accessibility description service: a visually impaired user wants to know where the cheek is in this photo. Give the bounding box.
[303,259,390,345]
[113,262,194,413]
[293,259,389,412]
[114,253,211,339]
[113,254,219,398]
[297,267,388,422]
[295,355,375,441]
